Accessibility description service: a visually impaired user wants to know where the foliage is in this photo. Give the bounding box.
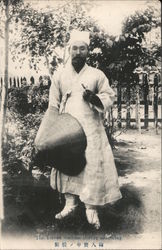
[122,6,161,34]
[27,84,50,113]
[88,6,161,87]
[9,1,98,73]
[82,7,161,87]
[4,81,50,172]
[8,81,50,114]
[8,0,118,77]
[2,1,160,85]
[8,86,29,115]
[1,1,160,82]
[108,6,161,85]
[4,112,42,173]
[0,0,24,37]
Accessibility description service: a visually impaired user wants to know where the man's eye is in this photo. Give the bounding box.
[80,47,86,51]
[72,47,77,50]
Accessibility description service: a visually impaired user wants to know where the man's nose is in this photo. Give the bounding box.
[76,48,81,55]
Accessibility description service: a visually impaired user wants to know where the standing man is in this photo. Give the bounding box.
[49,30,122,229]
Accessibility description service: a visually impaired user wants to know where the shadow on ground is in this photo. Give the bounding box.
[2,135,155,237]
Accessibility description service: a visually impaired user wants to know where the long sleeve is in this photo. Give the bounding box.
[48,72,62,111]
[95,72,115,113]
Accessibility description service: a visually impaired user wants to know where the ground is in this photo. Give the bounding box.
[1,128,161,249]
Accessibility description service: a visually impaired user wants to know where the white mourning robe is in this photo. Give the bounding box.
[49,63,122,205]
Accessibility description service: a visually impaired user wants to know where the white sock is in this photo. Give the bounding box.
[65,193,78,206]
[55,193,78,219]
[85,204,100,229]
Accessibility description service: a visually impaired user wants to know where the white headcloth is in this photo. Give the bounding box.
[69,30,90,46]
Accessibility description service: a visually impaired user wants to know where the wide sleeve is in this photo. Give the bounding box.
[48,71,62,111]
[95,71,115,113]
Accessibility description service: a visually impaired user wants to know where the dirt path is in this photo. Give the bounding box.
[113,130,161,234]
[1,129,161,249]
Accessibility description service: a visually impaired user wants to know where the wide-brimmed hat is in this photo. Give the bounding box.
[34,107,87,176]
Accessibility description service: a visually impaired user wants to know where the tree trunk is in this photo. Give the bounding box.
[0,0,9,220]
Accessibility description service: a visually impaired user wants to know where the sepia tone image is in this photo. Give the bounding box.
[0,0,161,249]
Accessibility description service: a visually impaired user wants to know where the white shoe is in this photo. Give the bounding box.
[55,204,77,219]
[86,208,100,229]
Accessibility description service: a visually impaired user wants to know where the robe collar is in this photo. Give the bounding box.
[66,60,88,76]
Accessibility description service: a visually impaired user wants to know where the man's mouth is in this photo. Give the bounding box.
[73,57,84,62]
[73,57,82,60]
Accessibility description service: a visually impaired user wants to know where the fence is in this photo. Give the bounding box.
[0,75,40,88]
[0,73,162,129]
[112,72,162,130]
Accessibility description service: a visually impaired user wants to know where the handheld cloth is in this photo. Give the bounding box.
[34,107,87,176]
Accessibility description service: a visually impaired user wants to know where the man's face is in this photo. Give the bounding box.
[70,41,88,66]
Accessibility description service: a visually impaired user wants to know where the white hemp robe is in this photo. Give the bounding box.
[49,63,122,206]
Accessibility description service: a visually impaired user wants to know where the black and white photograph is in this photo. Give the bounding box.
[0,0,161,249]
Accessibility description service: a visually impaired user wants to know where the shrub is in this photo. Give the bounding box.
[4,82,49,173]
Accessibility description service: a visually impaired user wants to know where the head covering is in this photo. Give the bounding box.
[69,30,90,46]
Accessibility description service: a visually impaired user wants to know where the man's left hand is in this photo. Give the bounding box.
[83,89,104,110]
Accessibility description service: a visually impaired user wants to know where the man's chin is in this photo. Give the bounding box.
[72,58,85,64]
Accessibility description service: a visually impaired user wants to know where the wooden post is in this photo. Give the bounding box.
[126,82,131,128]
[154,74,158,133]
[136,85,141,133]
[134,73,141,133]
[9,77,12,88]
[30,76,35,85]
[20,77,23,87]
[143,73,149,129]
[13,77,16,87]
[117,82,122,128]
[17,77,20,88]
[0,78,3,88]
[0,78,2,97]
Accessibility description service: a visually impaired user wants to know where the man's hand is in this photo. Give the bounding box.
[82,87,104,110]
[83,89,94,103]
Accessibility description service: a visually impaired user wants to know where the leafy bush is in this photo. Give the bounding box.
[4,112,42,173]
[8,83,50,115]
[8,86,29,115]
[4,82,49,173]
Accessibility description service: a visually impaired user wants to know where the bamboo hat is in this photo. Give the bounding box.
[34,107,87,176]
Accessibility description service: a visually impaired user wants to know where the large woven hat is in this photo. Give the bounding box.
[34,107,87,176]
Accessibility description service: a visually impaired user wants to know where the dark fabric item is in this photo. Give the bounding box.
[83,89,104,110]
[34,106,87,176]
